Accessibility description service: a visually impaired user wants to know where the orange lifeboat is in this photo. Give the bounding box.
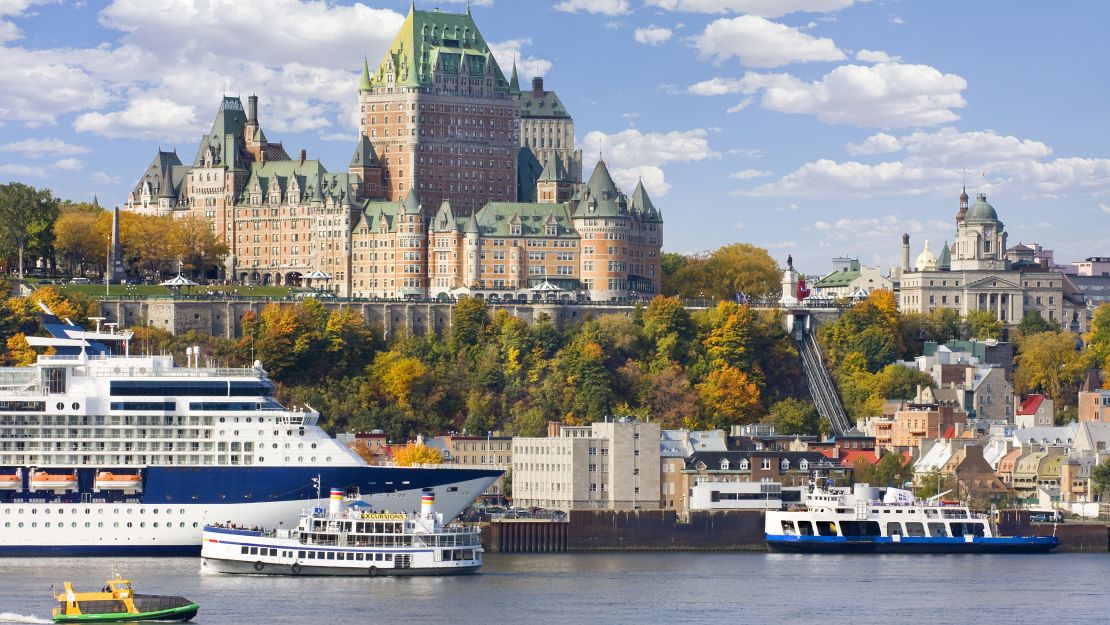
[0,469,21,490]
[29,469,78,492]
[94,471,142,491]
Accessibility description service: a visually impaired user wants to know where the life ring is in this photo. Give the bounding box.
[254,561,264,572]
[291,562,302,575]
[368,566,377,577]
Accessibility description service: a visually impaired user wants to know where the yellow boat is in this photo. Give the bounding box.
[52,574,199,623]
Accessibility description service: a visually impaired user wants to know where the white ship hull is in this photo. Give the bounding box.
[0,475,494,556]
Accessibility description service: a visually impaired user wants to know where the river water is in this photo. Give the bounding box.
[1,552,1105,625]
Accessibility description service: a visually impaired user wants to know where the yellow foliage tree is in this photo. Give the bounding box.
[371,350,428,409]
[696,364,761,429]
[391,442,443,466]
[5,333,36,366]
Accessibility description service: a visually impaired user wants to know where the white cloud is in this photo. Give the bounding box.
[855,49,901,64]
[0,163,46,178]
[1100,203,1110,214]
[845,132,900,156]
[689,62,968,127]
[762,240,797,248]
[0,138,90,157]
[74,97,200,141]
[776,203,799,212]
[0,20,20,42]
[53,157,83,171]
[554,0,630,15]
[634,25,673,46]
[645,0,854,17]
[91,171,121,184]
[319,132,354,142]
[582,128,718,197]
[726,96,753,113]
[621,112,640,119]
[694,16,845,67]
[729,147,766,158]
[657,83,680,95]
[489,39,552,80]
[742,127,1110,200]
[439,0,493,5]
[730,168,771,179]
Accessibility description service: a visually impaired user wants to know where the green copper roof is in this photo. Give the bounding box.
[509,59,520,95]
[401,188,421,214]
[520,88,570,119]
[966,193,998,221]
[516,146,542,202]
[238,160,352,206]
[937,240,952,270]
[574,160,626,218]
[538,153,569,183]
[431,200,461,232]
[192,96,247,168]
[368,7,509,92]
[350,133,378,167]
[815,268,861,289]
[474,202,575,238]
[359,57,372,92]
[630,180,661,222]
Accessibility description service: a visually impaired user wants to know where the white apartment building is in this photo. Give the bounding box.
[512,419,661,511]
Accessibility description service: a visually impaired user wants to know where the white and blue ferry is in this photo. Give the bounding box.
[766,480,1059,554]
[0,309,500,556]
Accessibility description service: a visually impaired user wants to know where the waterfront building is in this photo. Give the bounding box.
[511,419,660,511]
[677,450,847,514]
[898,190,1082,328]
[659,429,727,511]
[877,386,968,451]
[121,5,662,303]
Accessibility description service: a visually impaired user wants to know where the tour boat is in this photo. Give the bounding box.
[52,573,198,623]
[201,489,482,576]
[93,471,143,492]
[30,470,79,493]
[0,307,500,556]
[765,479,1060,554]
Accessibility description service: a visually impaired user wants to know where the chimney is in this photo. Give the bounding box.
[901,233,910,272]
[299,149,306,164]
[532,77,544,97]
[965,366,975,389]
[247,94,258,123]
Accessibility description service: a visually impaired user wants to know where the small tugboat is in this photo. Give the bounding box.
[201,488,482,576]
[766,478,1060,554]
[52,573,199,622]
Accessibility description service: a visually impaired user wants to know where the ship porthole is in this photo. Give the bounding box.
[254,561,265,572]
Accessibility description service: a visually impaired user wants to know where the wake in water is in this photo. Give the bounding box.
[0,613,50,624]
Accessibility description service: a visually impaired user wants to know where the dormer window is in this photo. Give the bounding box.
[510,224,521,236]
[800,459,809,470]
[780,459,790,471]
[739,459,749,470]
[720,459,730,471]
[546,224,556,236]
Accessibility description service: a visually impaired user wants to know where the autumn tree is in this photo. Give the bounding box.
[697,364,761,429]
[1014,331,1084,404]
[391,442,443,466]
[766,397,819,435]
[54,208,104,277]
[1085,304,1110,382]
[703,243,781,302]
[172,214,228,278]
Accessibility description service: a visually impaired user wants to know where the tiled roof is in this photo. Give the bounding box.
[1017,394,1045,416]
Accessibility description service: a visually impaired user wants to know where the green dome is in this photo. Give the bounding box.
[966,194,998,221]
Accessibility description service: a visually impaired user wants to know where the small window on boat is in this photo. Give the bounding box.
[356,553,364,561]
[927,522,948,537]
[298,551,306,558]
[327,552,335,560]
[270,548,278,556]
[385,554,393,561]
[817,522,838,537]
[780,520,795,535]
[241,546,249,555]
[797,521,814,536]
[887,522,903,536]
[250,547,258,555]
[906,522,926,537]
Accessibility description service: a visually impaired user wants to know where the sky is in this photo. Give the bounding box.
[1,0,1108,274]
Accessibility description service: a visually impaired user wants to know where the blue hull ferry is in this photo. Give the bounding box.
[765,482,1060,555]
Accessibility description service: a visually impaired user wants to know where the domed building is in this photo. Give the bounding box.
[898,189,1081,328]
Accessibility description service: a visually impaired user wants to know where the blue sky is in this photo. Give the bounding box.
[1,0,1108,273]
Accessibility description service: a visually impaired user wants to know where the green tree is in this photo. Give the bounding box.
[766,397,819,435]
[451,296,489,350]
[927,308,962,343]
[660,252,688,297]
[1092,458,1110,500]
[1017,309,1054,337]
[1085,303,1110,381]
[0,182,59,278]
[963,310,1004,340]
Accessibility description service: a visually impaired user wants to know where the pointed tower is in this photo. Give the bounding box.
[349,133,383,200]
[536,154,573,203]
[359,57,372,93]
[509,59,521,96]
[957,186,969,222]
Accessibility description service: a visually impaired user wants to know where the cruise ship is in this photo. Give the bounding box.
[0,308,500,556]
